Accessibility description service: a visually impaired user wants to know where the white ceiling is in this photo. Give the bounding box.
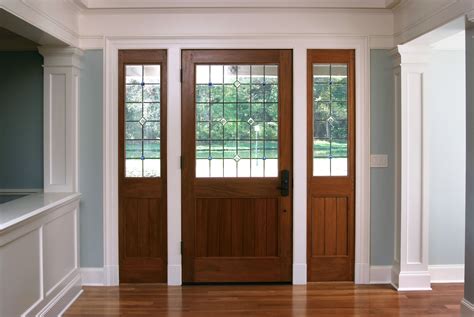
[75,0,401,9]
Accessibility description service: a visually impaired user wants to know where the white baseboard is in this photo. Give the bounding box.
[24,270,82,317]
[370,265,392,284]
[81,268,105,286]
[370,265,464,285]
[293,263,307,285]
[462,299,474,317]
[168,264,182,286]
[430,265,464,283]
[104,265,119,286]
[355,262,370,284]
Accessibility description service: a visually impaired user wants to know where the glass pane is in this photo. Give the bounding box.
[196,65,209,84]
[126,85,142,102]
[265,65,278,84]
[196,64,279,177]
[144,85,160,102]
[144,159,160,177]
[144,121,160,139]
[211,65,224,84]
[124,63,161,178]
[126,65,142,84]
[144,65,160,84]
[126,103,142,121]
[126,140,142,159]
[312,63,349,176]
[126,159,142,177]
[144,140,160,158]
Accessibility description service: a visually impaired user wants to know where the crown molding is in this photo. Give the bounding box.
[76,0,395,9]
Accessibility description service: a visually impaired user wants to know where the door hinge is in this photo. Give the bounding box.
[180,156,184,169]
[180,241,183,255]
[180,68,183,83]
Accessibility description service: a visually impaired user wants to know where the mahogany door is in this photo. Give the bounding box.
[182,50,293,283]
[307,50,355,281]
[118,50,167,283]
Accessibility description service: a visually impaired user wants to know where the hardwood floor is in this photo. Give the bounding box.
[65,283,464,316]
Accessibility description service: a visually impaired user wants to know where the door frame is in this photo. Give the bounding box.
[102,36,371,286]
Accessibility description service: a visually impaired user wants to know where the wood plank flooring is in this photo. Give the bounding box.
[65,283,464,316]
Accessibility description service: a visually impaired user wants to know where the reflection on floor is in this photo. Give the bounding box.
[64,283,463,316]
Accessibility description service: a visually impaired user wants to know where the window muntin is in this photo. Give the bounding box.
[124,65,161,177]
[195,64,279,178]
[313,63,348,176]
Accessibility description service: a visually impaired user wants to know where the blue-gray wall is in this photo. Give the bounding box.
[0,51,43,189]
[79,50,104,267]
[370,50,395,265]
[427,50,465,265]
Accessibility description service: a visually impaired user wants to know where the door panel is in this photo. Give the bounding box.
[118,50,167,283]
[307,49,355,282]
[182,50,292,283]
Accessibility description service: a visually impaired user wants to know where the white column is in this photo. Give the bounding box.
[38,47,83,193]
[391,45,431,291]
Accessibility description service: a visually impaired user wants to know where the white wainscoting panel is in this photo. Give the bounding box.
[0,194,81,317]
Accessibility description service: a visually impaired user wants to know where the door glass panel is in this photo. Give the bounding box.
[196,64,279,177]
[313,64,348,176]
[125,64,161,177]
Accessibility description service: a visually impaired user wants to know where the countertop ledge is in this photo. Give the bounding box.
[0,192,81,232]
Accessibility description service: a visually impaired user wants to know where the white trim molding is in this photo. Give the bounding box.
[370,265,465,284]
[103,35,371,286]
[391,45,432,291]
[80,268,105,286]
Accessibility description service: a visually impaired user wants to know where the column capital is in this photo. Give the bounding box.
[38,46,83,69]
[392,45,432,66]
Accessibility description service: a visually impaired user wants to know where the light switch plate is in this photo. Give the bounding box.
[371,154,388,168]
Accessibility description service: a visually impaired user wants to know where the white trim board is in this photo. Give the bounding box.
[103,35,371,286]
[81,268,106,286]
[0,189,42,195]
[369,265,465,284]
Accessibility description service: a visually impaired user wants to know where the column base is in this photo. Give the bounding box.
[391,266,431,291]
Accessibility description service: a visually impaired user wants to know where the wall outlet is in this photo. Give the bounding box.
[371,154,388,168]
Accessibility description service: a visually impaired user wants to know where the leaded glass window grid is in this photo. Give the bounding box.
[313,63,349,177]
[124,64,161,178]
[195,64,279,178]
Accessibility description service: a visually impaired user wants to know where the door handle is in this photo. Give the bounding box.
[278,170,290,197]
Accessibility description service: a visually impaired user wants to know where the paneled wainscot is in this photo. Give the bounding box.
[0,192,81,317]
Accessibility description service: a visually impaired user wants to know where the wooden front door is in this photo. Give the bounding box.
[182,50,293,283]
[307,50,355,281]
[118,50,167,283]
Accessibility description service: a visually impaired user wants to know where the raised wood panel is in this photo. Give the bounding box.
[120,197,166,283]
[195,198,278,258]
[122,198,163,259]
[194,257,283,282]
[311,197,349,257]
